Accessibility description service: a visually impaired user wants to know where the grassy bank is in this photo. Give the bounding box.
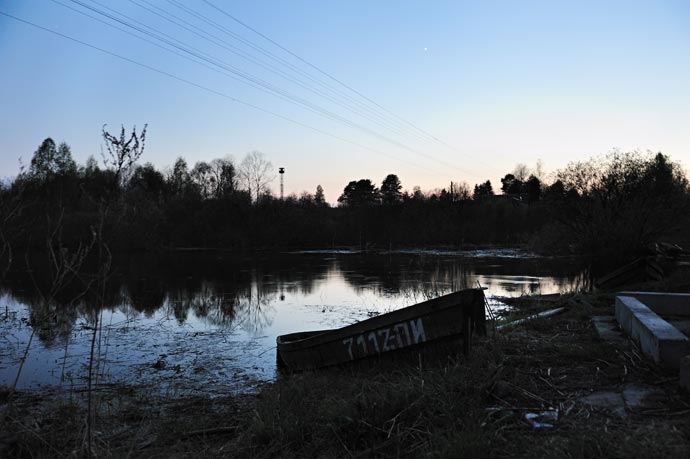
[2,289,690,458]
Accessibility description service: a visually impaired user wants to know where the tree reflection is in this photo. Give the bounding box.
[233,285,275,334]
[126,277,166,315]
[1,252,588,341]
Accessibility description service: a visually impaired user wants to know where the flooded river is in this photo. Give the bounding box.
[0,249,587,395]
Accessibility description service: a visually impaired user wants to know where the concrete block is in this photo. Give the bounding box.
[615,296,690,370]
[681,356,690,394]
[615,296,652,339]
[579,391,626,418]
[619,291,690,317]
[591,316,626,343]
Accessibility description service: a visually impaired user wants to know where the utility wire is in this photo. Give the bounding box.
[59,0,355,118]
[51,0,325,119]
[65,0,474,174]
[0,10,450,177]
[56,0,408,145]
[127,0,427,145]
[201,0,498,172]
[163,0,425,143]
[201,0,443,143]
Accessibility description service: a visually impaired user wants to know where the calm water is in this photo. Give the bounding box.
[0,250,587,395]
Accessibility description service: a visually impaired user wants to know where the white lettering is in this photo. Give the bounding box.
[409,318,426,344]
[343,337,354,360]
[378,328,394,351]
[356,335,367,354]
[393,323,410,347]
[368,332,380,353]
[343,320,425,361]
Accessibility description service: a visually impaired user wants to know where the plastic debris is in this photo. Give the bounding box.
[523,410,558,428]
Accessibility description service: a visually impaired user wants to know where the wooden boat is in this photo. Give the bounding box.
[276,288,486,372]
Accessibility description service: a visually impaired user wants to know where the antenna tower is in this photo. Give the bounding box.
[279,167,285,199]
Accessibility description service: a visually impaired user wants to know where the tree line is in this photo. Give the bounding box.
[1,127,688,260]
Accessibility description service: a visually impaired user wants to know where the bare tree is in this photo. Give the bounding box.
[101,124,147,189]
[534,159,545,181]
[209,156,236,198]
[191,161,213,198]
[556,150,689,254]
[449,181,471,201]
[512,163,530,182]
[239,151,275,201]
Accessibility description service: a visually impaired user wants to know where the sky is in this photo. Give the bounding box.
[1,0,689,203]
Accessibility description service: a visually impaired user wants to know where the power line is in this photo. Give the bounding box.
[54,0,366,127]
[0,10,450,178]
[64,0,475,174]
[201,0,498,172]
[50,0,223,71]
[201,0,442,142]
[126,0,427,145]
[163,0,426,143]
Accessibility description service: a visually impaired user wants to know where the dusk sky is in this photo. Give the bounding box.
[1,0,689,202]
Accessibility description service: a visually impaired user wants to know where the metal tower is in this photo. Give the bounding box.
[279,167,285,199]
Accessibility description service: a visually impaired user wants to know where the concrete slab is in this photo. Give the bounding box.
[579,391,626,417]
[615,296,647,339]
[615,296,690,370]
[591,316,627,343]
[621,384,666,411]
[579,384,667,417]
[619,291,690,316]
[681,356,690,394]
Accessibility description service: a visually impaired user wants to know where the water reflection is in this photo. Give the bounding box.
[0,251,587,392]
[1,252,590,345]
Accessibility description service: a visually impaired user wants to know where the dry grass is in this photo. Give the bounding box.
[222,294,690,458]
[2,291,690,458]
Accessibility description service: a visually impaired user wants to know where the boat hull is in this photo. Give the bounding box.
[276,289,486,371]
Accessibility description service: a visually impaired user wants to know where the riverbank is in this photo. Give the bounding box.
[3,285,690,458]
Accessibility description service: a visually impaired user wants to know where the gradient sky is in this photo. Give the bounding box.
[1,0,689,203]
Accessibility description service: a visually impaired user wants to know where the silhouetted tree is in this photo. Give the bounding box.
[314,184,326,206]
[534,159,545,181]
[500,173,523,195]
[449,181,471,201]
[191,161,213,198]
[209,157,236,199]
[543,180,566,201]
[500,174,514,194]
[473,180,494,200]
[646,152,684,196]
[101,124,147,188]
[81,155,115,203]
[239,151,275,202]
[29,138,77,180]
[513,163,529,182]
[84,156,99,175]
[298,191,314,207]
[129,163,165,199]
[169,157,191,197]
[337,179,379,206]
[380,174,402,204]
[411,186,424,201]
[8,131,687,256]
[525,175,541,203]
[554,150,689,255]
